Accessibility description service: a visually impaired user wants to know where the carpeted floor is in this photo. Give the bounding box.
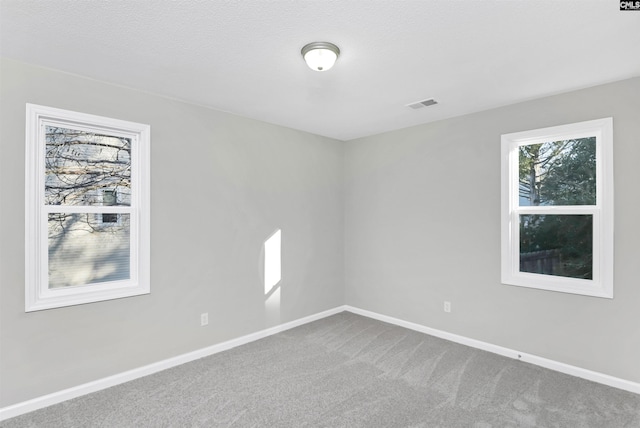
[2,312,639,427]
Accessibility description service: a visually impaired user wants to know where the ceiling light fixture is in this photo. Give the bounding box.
[301,42,340,72]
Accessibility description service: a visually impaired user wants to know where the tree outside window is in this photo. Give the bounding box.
[501,118,613,298]
[26,104,150,311]
[518,138,595,280]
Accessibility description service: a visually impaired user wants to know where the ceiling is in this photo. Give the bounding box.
[1,1,639,141]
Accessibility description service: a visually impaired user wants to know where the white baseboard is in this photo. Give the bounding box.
[0,305,348,421]
[344,305,640,395]
[3,303,637,421]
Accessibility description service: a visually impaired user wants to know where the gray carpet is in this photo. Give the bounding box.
[2,312,639,427]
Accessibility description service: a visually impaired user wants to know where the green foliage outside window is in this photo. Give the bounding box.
[518,138,596,279]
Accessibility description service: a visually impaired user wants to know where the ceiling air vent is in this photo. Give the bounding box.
[406,98,438,109]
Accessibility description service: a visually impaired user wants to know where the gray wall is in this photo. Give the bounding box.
[1,58,638,409]
[345,77,640,384]
[0,59,345,407]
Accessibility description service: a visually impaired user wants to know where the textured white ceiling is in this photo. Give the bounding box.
[1,0,639,141]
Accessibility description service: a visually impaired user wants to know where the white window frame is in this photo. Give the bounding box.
[501,118,613,298]
[25,104,150,311]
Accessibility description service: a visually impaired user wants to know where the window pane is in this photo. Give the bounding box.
[48,213,130,288]
[519,137,596,206]
[520,214,592,280]
[45,126,131,206]
[102,213,118,223]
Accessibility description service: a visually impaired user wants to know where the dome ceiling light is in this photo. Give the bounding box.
[301,42,340,72]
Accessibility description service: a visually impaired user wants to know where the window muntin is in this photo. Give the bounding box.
[26,104,150,311]
[501,118,613,298]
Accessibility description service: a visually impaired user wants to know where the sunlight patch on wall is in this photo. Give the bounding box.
[265,286,281,325]
[264,229,281,294]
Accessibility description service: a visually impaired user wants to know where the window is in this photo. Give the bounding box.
[26,104,150,311]
[102,189,118,224]
[501,118,613,298]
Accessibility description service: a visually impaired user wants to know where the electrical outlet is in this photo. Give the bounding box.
[444,301,451,313]
[200,312,209,326]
